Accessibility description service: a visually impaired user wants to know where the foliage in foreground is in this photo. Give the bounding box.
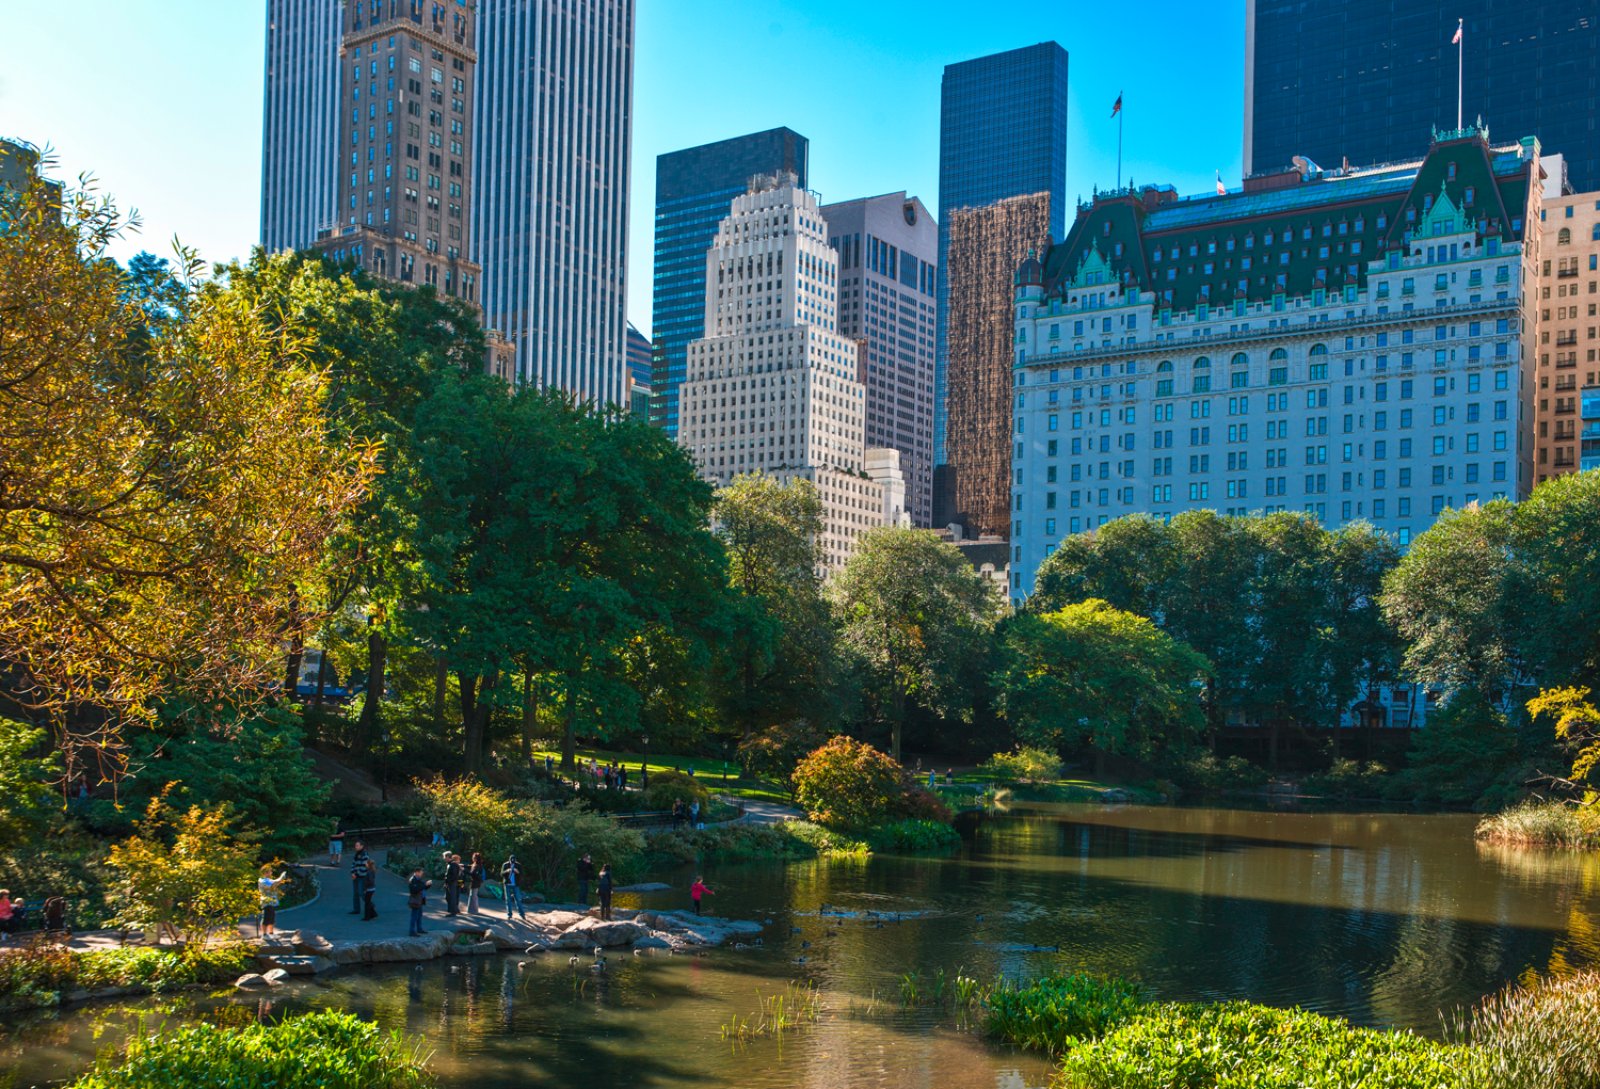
[0,943,248,1013]
[69,1010,434,1089]
[1459,970,1600,1089]
[1056,1001,1468,1089]
[981,974,1145,1056]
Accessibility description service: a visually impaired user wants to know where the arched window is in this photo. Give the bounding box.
[1309,343,1328,357]
[1157,360,1174,372]
[1269,348,1288,362]
[1231,352,1249,368]
[1192,356,1211,393]
[1559,227,1572,245]
[1193,356,1211,369]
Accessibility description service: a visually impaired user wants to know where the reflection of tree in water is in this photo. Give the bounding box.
[1476,840,1600,977]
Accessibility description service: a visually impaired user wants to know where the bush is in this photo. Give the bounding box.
[643,822,826,868]
[867,819,960,853]
[980,747,1063,783]
[1302,758,1393,800]
[981,974,1145,1055]
[1158,749,1270,794]
[1393,691,1520,807]
[105,793,259,946]
[642,770,708,811]
[1059,1001,1470,1089]
[0,942,249,1013]
[412,776,520,861]
[899,786,954,824]
[68,1010,434,1089]
[792,737,904,832]
[510,802,644,897]
[737,720,828,787]
[784,820,869,856]
[1476,800,1600,848]
[1461,970,1600,1089]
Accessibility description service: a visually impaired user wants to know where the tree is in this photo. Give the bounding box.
[711,474,838,738]
[792,736,905,832]
[1513,472,1600,694]
[995,600,1209,768]
[1030,514,1175,620]
[0,175,373,755]
[1381,500,1522,704]
[830,528,997,761]
[0,718,57,852]
[105,791,258,944]
[1528,686,1600,795]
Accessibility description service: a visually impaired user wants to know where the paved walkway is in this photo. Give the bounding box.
[724,796,804,824]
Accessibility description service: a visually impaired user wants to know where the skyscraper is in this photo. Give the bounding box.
[933,42,1069,531]
[475,0,635,405]
[260,0,635,406]
[1246,1,1600,188]
[821,192,937,527]
[678,177,903,570]
[260,0,341,255]
[311,0,484,306]
[651,128,809,439]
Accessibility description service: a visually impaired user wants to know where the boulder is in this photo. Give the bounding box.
[616,882,671,893]
[447,940,498,956]
[262,968,292,985]
[234,973,269,989]
[550,916,646,950]
[632,935,673,950]
[646,912,764,947]
[256,954,335,975]
[293,931,336,956]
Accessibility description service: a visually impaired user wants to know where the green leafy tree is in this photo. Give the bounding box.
[1381,500,1522,703]
[105,792,258,944]
[995,600,1209,768]
[1396,691,1519,807]
[1528,686,1600,795]
[830,528,998,761]
[1030,514,1176,619]
[1513,472,1600,694]
[0,718,57,852]
[792,736,905,832]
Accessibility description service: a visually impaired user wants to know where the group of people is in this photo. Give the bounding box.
[670,798,703,829]
[0,889,67,942]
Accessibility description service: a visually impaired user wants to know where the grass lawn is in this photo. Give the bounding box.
[527,744,795,805]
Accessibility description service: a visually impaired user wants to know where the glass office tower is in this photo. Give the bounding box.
[650,128,809,438]
[1246,0,1600,188]
[933,42,1069,529]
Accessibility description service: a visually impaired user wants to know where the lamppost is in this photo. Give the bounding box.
[641,736,650,790]
[379,731,392,802]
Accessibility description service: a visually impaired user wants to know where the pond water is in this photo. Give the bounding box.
[5,802,1598,1089]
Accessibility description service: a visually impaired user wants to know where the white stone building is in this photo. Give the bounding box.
[679,176,904,570]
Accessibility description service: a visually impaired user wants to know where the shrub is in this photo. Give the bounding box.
[1461,970,1600,1089]
[1393,690,1520,807]
[68,1010,434,1089]
[642,770,708,811]
[1058,1001,1470,1089]
[1476,800,1600,848]
[412,777,521,861]
[899,786,954,824]
[981,974,1145,1055]
[509,802,644,896]
[867,819,960,853]
[737,720,828,787]
[1302,758,1393,800]
[980,747,1063,783]
[784,820,869,856]
[792,737,904,832]
[1158,749,1270,794]
[0,942,250,1013]
[643,822,825,868]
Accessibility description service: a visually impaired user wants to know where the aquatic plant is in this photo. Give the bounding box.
[1454,970,1600,1089]
[720,981,822,1043]
[1476,800,1600,848]
[867,819,961,853]
[1058,1001,1470,1089]
[981,973,1144,1055]
[68,1010,435,1088]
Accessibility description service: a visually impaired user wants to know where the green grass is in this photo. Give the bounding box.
[1476,800,1600,848]
[528,745,795,806]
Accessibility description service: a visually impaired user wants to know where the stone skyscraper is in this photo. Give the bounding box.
[260,0,634,405]
[260,0,342,255]
[822,192,938,527]
[678,177,904,570]
[933,42,1069,533]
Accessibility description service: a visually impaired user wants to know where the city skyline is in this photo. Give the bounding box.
[0,0,1246,344]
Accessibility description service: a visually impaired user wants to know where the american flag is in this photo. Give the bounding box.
[1451,20,1463,45]
[1111,93,1122,118]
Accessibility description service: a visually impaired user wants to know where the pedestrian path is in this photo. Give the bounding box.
[725,797,804,824]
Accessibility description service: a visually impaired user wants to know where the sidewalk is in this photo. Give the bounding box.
[725,797,804,825]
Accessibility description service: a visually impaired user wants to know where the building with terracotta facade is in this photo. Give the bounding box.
[1534,190,1600,478]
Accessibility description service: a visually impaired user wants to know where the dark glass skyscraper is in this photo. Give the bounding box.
[933,42,1068,529]
[1246,0,1600,188]
[650,128,808,438]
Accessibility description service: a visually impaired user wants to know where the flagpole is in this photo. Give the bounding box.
[1456,19,1463,130]
[1117,98,1124,188]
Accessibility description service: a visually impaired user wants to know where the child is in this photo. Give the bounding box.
[690,876,713,916]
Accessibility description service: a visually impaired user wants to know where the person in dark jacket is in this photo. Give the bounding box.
[596,864,614,921]
[361,858,379,921]
[443,853,463,915]
[467,852,486,913]
[349,841,369,915]
[576,854,595,906]
[501,856,525,919]
[407,866,432,936]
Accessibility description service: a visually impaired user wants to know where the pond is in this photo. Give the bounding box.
[5,802,1597,1088]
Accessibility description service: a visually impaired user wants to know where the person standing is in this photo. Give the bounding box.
[443,853,463,915]
[596,864,613,921]
[329,826,344,867]
[361,858,379,921]
[349,842,369,915]
[690,876,712,916]
[576,854,595,907]
[406,866,432,936]
[257,865,290,937]
[689,800,701,829]
[467,852,486,913]
[0,889,14,946]
[501,855,525,919]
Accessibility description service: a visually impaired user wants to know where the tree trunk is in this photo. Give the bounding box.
[458,673,479,774]
[313,643,330,705]
[890,684,906,764]
[355,629,386,754]
[283,586,304,699]
[562,677,578,771]
[433,656,449,731]
[521,670,536,763]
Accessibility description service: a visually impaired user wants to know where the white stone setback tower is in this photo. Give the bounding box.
[679,175,902,570]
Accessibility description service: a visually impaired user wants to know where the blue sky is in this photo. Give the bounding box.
[0,1,1244,337]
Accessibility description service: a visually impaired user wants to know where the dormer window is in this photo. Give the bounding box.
[1447,162,1457,180]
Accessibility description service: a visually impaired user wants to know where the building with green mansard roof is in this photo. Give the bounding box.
[1007,128,1549,607]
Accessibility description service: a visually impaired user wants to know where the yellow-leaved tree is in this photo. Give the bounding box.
[0,167,375,768]
[1527,686,1600,799]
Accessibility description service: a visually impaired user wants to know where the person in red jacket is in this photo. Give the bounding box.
[690,876,712,916]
